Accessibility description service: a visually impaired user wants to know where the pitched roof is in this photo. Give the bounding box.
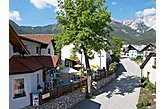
[9,56,43,75]
[141,43,156,52]
[127,44,146,51]
[140,52,156,69]
[19,34,52,45]
[33,55,60,68]
[9,55,60,75]
[9,24,30,54]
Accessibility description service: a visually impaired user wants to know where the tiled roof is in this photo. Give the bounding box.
[19,34,52,45]
[34,55,60,68]
[9,56,43,75]
[9,55,60,75]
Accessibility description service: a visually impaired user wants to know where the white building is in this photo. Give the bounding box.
[9,25,59,109]
[125,44,146,59]
[140,52,156,84]
[18,34,55,56]
[61,44,111,70]
[140,43,156,60]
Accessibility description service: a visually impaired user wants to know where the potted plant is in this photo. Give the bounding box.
[37,84,42,92]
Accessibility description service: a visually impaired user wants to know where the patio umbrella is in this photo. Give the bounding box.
[74,64,83,68]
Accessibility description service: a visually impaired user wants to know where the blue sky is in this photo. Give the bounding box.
[9,0,156,26]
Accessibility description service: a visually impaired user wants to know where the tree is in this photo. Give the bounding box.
[69,47,78,60]
[54,0,112,73]
[110,37,124,57]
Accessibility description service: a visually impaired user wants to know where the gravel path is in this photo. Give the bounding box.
[72,58,141,109]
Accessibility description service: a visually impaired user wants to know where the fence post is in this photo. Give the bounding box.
[30,93,33,106]
[39,93,43,105]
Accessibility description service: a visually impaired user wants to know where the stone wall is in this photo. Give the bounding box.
[25,73,116,109]
[96,73,116,90]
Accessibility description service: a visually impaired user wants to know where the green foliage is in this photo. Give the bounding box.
[111,54,120,63]
[141,77,156,91]
[109,62,118,71]
[134,56,143,63]
[145,82,155,90]
[136,102,143,108]
[142,78,149,88]
[136,96,151,108]
[69,47,78,60]
[54,0,113,69]
[110,37,124,57]
[141,77,147,83]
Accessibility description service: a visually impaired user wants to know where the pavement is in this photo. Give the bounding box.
[72,58,141,109]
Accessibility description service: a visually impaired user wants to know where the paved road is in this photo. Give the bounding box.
[72,58,141,109]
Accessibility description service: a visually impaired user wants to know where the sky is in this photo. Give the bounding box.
[9,0,156,26]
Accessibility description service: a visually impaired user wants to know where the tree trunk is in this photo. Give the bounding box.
[82,45,91,72]
[81,44,92,97]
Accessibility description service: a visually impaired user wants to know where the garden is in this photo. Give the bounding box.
[136,77,156,109]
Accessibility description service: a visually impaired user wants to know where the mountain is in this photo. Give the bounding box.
[9,20,60,34]
[9,15,156,44]
[110,15,156,44]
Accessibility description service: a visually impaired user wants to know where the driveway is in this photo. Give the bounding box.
[72,58,141,109]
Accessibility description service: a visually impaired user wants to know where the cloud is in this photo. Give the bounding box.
[9,10,22,21]
[135,7,156,17]
[30,0,58,9]
[30,0,64,12]
[111,1,117,5]
[146,0,156,6]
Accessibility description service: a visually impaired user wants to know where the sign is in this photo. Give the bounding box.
[32,94,39,106]
[42,93,50,99]
[49,71,54,77]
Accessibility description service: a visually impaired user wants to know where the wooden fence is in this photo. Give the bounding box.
[50,79,87,99]
[30,68,117,106]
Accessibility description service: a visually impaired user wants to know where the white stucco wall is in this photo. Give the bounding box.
[9,43,20,59]
[21,40,41,55]
[142,57,156,84]
[61,44,109,69]
[41,42,55,55]
[9,69,43,109]
[21,40,55,56]
[129,50,137,59]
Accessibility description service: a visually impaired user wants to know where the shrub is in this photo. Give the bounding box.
[111,54,120,63]
[145,82,154,90]
[142,96,150,107]
[136,96,151,108]
[141,77,147,83]
[142,78,149,88]
[134,56,143,63]
[109,62,118,71]
[136,102,143,108]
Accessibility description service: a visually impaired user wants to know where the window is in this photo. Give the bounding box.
[37,74,39,85]
[152,57,156,69]
[65,59,69,67]
[13,78,26,99]
[36,47,39,54]
[154,58,156,66]
[48,48,51,54]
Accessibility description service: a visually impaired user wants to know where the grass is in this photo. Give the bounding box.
[133,56,143,64]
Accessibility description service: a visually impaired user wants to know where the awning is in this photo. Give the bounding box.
[61,67,78,74]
